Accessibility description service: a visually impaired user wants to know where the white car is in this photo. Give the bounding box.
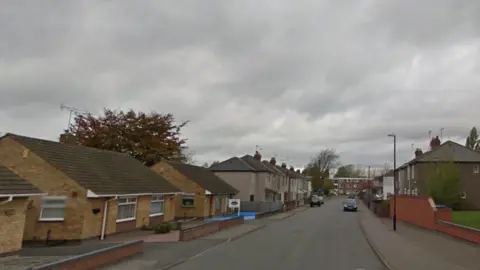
[310,194,324,207]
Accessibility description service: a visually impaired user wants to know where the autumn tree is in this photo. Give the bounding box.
[71,108,192,164]
[465,127,479,150]
[427,161,462,209]
[305,149,339,190]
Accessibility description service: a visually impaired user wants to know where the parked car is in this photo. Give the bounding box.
[343,199,357,212]
[310,194,324,207]
[348,194,355,199]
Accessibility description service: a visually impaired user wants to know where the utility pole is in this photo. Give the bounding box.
[388,133,397,231]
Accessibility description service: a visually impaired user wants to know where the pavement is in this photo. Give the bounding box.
[358,202,478,270]
[166,198,386,270]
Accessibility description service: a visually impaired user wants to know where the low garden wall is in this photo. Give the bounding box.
[390,195,480,244]
[179,216,244,241]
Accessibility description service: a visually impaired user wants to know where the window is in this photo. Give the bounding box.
[181,195,194,207]
[411,165,415,178]
[474,165,479,174]
[39,197,66,221]
[150,195,164,216]
[117,197,137,222]
[215,197,221,210]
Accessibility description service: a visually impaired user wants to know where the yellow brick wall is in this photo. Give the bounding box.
[0,198,28,254]
[81,198,104,239]
[0,138,88,241]
[151,162,207,218]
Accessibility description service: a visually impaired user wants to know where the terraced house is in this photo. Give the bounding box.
[210,151,277,202]
[149,160,238,218]
[0,132,181,248]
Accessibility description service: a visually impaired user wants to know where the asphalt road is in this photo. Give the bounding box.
[171,197,387,270]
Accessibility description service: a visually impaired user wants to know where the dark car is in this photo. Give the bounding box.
[347,194,356,199]
[343,199,357,212]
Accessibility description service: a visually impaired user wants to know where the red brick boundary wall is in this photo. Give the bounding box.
[31,240,144,270]
[179,216,244,241]
[390,195,480,244]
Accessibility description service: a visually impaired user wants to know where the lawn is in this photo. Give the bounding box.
[452,211,480,229]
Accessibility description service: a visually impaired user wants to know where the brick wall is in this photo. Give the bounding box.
[0,138,88,242]
[151,162,207,218]
[0,198,28,254]
[179,216,244,241]
[390,195,480,244]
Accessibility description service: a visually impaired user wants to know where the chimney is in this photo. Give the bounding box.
[296,169,301,173]
[281,162,287,169]
[59,131,77,145]
[253,151,262,161]
[270,157,276,166]
[289,166,294,171]
[429,136,441,150]
[415,148,423,157]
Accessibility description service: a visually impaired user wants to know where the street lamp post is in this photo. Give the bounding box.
[388,133,397,231]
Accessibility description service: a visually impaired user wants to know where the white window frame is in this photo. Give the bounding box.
[150,195,164,217]
[474,165,479,174]
[117,197,137,222]
[39,196,66,221]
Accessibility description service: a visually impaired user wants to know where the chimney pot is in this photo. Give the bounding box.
[270,157,276,166]
[254,151,262,161]
[281,163,287,169]
[415,148,423,157]
[289,166,294,171]
[59,131,77,145]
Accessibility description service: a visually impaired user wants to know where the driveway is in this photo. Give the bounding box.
[171,197,386,270]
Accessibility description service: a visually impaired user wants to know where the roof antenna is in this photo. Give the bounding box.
[60,104,90,131]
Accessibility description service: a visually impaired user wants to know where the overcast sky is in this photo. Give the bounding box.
[1,0,480,169]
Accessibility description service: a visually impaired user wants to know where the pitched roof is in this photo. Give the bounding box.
[0,164,43,196]
[240,155,273,172]
[3,133,180,195]
[209,157,255,172]
[261,161,286,175]
[276,165,298,177]
[167,162,238,194]
[399,141,480,169]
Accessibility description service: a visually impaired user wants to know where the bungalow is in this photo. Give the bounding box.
[0,133,181,244]
[149,161,238,219]
[0,165,45,255]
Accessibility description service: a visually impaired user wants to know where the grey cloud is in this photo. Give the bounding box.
[1,0,480,169]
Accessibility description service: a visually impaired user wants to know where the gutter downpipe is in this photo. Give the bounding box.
[101,196,118,240]
[0,196,13,205]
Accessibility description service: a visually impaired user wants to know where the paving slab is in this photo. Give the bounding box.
[358,203,472,270]
[0,255,72,270]
[203,224,264,240]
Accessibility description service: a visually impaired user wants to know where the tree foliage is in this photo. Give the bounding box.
[322,178,334,195]
[465,127,479,150]
[334,164,365,177]
[305,149,339,189]
[71,108,191,164]
[427,161,462,209]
